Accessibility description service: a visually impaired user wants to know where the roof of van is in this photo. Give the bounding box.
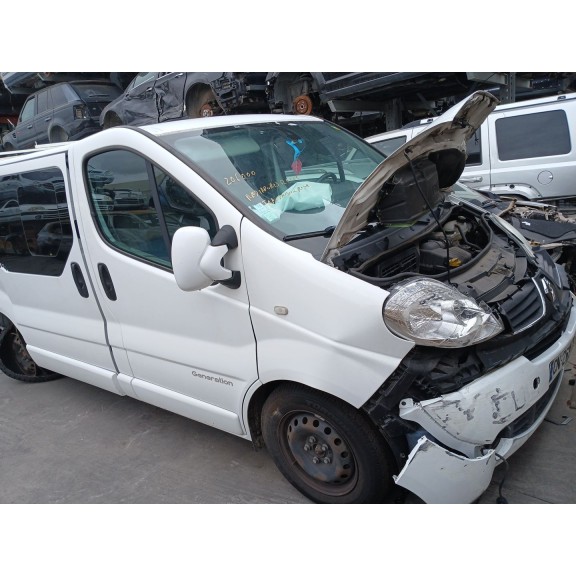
[0,143,71,167]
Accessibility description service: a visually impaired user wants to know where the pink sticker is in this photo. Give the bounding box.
[291,159,303,174]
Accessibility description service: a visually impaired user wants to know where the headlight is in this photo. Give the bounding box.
[383,278,503,348]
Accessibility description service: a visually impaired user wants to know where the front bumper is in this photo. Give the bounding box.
[394,297,576,503]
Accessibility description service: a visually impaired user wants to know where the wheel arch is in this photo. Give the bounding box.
[48,123,68,142]
[185,83,220,114]
[101,111,123,129]
[268,72,320,114]
[244,379,384,451]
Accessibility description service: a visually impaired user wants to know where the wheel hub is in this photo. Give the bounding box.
[293,94,313,115]
[200,103,214,117]
[285,412,354,484]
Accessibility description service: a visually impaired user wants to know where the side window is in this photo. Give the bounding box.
[371,135,407,157]
[19,98,35,123]
[50,85,70,107]
[154,167,217,240]
[85,150,216,269]
[496,110,571,161]
[0,167,73,276]
[132,72,157,89]
[465,129,482,166]
[36,90,51,115]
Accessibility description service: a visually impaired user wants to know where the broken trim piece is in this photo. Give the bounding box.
[394,436,496,503]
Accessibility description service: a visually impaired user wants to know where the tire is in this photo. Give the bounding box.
[186,85,221,119]
[261,384,396,504]
[0,315,60,383]
[49,127,69,143]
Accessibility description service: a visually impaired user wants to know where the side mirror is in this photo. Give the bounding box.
[172,225,240,291]
[7,119,15,130]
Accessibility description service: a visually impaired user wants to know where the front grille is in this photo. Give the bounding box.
[498,279,544,333]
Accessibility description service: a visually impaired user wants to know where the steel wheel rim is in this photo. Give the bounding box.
[10,330,37,375]
[279,410,358,497]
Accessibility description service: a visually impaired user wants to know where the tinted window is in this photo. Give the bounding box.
[465,129,482,166]
[19,98,35,122]
[50,84,72,107]
[131,72,157,90]
[371,135,407,157]
[36,89,51,114]
[496,110,571,161]
[86,150,215,268]
[0,167,73,275]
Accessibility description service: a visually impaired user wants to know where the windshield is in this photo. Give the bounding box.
[158,120,384,237]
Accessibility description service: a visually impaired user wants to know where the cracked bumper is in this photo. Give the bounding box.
[394,298,576,503]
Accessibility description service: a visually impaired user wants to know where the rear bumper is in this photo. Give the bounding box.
[394,297,576,503]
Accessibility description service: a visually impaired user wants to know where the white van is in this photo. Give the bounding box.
[367,93,576,206]
[1,91,575,504]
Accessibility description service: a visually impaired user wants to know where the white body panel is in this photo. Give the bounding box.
[0,152,117,387]
[240,218,414,407]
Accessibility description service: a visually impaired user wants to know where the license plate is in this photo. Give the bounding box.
[549,338,574,383]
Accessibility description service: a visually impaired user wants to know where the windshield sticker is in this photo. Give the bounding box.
[286,138,304,174]
[245,178,290,202]
[225,170,256,186]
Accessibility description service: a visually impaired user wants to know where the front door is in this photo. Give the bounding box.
[155,72,188,121]
[69,138,258,436]
[122,72,160,126]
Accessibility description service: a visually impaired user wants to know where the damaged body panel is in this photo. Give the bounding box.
[99,72,268,128]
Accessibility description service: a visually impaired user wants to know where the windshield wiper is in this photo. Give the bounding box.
[283,226,335,241]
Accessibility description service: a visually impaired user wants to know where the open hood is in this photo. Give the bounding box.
[321,91,499,264]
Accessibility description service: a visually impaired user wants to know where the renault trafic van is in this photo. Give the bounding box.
[1,91,574,504]
[367,93,576,207]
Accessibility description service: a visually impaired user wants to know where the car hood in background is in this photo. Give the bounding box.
[321,90,499,264]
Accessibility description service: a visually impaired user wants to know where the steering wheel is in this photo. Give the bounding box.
[317,172,338,183]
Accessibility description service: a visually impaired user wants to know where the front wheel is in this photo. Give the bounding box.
[0,315,60,383]
[261,384,396,504]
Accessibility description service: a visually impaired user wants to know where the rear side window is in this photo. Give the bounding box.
[50,84,73,107]
[0,167,73,275]
[496,110,571,161]
[371,135,407,157]
[36,90,52,115]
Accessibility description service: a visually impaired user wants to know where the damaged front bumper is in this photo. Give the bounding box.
[394,297,576,503]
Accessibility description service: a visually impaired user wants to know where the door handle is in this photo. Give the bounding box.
[460,176,483,183]
[71,262,89,298]
[44,117,52,122]
[98,263,117,301]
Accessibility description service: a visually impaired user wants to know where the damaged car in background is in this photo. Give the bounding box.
[99,72,268,128]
